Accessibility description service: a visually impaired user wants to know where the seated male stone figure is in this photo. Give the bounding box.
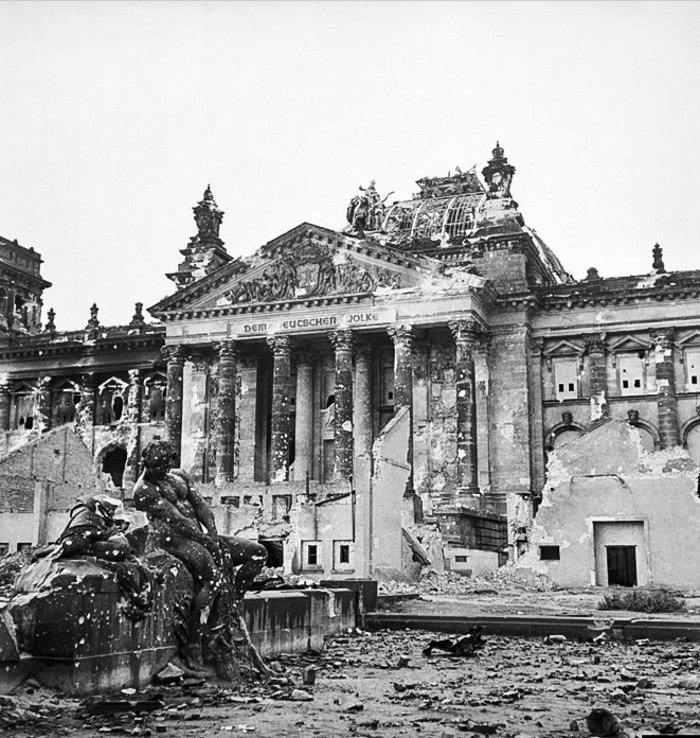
[133,440,267,671]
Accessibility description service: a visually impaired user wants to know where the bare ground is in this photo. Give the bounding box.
[5,625,700,738]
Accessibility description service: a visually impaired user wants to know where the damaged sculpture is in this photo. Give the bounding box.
[32,493,155,620]
[133,439,269,679]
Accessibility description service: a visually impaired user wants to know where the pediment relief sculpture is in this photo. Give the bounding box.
[218,243,404,306]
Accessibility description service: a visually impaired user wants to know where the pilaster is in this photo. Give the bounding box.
[653,328,680,448]
[215,340,237,485]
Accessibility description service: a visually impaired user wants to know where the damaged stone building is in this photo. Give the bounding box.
[1,143,699,586]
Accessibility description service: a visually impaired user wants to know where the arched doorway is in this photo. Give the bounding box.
[686,424,700,465]
[101,446,127,488]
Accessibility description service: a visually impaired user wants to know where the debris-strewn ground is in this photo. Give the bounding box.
[4,627,700,737]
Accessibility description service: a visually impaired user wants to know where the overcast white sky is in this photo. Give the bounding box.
[1,1,699,329]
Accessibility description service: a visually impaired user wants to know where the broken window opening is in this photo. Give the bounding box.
[539,545,561,561]
[112,395,124,421]
[552,358,578,400]
[16,542,32,552]
[685,348,700,390]
[24,416,34,430]
[102,446,127,488]
[618,354,645,396]
[0,543,8,556]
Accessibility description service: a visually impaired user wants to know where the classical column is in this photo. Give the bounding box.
[213,341,237,484]
[587,334,608,421]
[294,351,315,483]
[36,376,52,433]
[449,320,480,494]
[388,324,414,497]
[267,335,292,482]
[353,343,373,459]
[76,372,95,448]
[329,330,354,480]
[163,345,186,460]
[123,369,144,490]
[0,383,11,432]
[653,328,680,448]
[388,325,414,412]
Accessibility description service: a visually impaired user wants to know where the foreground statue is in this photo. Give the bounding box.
[133,440,268,678]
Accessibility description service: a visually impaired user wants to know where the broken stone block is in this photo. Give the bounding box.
[0,608,19,662]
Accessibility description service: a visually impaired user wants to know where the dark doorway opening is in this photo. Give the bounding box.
[102,446,127,488]
[260,539,284,568]
[607,545,637,587]
[254,356,273,483]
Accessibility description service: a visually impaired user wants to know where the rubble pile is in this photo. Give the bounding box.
[0,548,32,600]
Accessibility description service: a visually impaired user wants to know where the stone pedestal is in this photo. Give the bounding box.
[294,353,314,483]
[215,341,237,485]
[268,336,292,482]
[329,330,354,480]
[653,329,680,448]
[163,345,186,459]
[449,320,479,495]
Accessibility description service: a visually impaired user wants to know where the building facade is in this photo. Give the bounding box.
[1,144,699,582]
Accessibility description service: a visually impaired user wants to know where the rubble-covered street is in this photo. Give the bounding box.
[4,625,700,738]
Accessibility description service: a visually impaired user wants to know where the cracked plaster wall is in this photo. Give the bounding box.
[513,420,700,590]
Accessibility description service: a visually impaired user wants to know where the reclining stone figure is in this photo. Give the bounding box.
[133,439,268,677]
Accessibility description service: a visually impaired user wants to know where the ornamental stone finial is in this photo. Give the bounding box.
[652,242,666,273]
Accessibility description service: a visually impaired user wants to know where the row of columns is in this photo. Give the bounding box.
[162,323,485,492]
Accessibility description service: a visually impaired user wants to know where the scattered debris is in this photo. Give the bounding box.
[423,625,485,657]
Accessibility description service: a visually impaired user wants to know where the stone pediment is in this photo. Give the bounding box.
[151,223,431,317]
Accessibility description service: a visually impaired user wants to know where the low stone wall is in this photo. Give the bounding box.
[0,555,356,695]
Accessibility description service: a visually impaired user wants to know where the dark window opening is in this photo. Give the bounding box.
[16,542,31,552]
[558,383,564,392]
[24,416,33,430]
[325,394,335,409]
[102,446,127,488]
[339,544,350,564]
[622,380,629,389]
[260,539,284,568]
[633,379,641,388]
[568,383,575,392]
[539,545,561,561]
[692,376,698,385]
[0,543,9,556]
[388,390,394,401]
[454,555,468,563]
[112,395,124,421]
[307,544,318,566]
